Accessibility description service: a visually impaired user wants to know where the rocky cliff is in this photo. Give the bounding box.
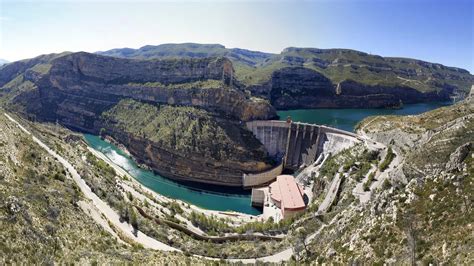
[268,67,455,109]
[0,52,277,186]
[99,100,273,186]
[98,44,474,108]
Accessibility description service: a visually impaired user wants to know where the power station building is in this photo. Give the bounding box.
[251,175,306,220]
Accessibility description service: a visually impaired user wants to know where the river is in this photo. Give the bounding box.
[83,101,450,215]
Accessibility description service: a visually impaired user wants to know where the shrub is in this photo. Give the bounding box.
[379,147,396,172]
[382,179,391,190]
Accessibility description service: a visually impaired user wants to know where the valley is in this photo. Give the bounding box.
[0,42,472,264]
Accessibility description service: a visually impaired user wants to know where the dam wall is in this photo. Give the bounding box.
[244,120,360,187]
[285,123,321,170]
[243,162,284,188]
[245,120,290,158]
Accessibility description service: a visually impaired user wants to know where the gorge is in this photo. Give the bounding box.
[1,46,471,187]
[0,43,472,264]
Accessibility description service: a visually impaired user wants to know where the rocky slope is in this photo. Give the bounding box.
[293,97,473,264]
[100,99,273,186]
[0,51,276,186]
[1,52,275,123]
[98,43,474,109]
[0,112,199,264]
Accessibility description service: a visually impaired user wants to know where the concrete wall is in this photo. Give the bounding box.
[244,120,360,187]
[243,163,284,187]
[285,123,321,170]
[318,132,360,157]
[246,120,290,158]
[251,188,266,207]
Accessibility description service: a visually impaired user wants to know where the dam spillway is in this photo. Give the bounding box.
[244,120,360,187]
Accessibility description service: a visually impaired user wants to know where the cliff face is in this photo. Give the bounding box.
[267,67,455,109]
[2,52,276,186]
[104,126,270,186]
[98,100,273,186]
[97,44,474,100]
[27,52,275,125]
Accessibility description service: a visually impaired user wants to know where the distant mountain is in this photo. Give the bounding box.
[0,59,9,66]
[97,44,473,99]
[97,43,273,67]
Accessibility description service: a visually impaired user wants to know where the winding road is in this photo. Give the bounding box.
[4,113,177,252]
[4,112,304,262]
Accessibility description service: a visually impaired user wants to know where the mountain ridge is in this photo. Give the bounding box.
[95,43,473,106]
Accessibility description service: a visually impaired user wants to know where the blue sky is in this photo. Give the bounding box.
[1,0,472,72]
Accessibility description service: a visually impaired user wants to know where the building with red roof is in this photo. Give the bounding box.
[269,175,306,219]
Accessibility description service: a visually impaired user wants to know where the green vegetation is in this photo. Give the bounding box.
[128,79,225,89]
[379,147,395,172]
[30,63,52,74]
[0,114,197,264]
[189,210,297,236]
[99,44,473,92]
[189,211,231,235]
[363,172,376,191]
[102,99,268,161]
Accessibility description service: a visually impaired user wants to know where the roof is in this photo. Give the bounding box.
[271,175,305,210]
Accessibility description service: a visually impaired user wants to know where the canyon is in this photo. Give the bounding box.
[0,45,472,187]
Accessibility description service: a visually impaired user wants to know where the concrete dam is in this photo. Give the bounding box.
[243,120,360,187]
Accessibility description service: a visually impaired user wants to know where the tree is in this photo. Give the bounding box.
[129,206,139,236]
[292,227,310,261]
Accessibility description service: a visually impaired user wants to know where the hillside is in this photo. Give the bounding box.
[100,99,273,186]
[0,51,276,186]
[0,112,198,264]
[0,59,9,66]
[334,97,473,263]
[98,44,474,103]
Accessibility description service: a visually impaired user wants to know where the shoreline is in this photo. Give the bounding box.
[86,144,262,223]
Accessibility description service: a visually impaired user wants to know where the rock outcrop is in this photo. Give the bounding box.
[446,142,471,172]
[268,67,455,109]
[2,52,277,186]
[99,100,273,186]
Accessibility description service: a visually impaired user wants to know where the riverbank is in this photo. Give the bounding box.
[87,145,260,224]
[84,134,262,216]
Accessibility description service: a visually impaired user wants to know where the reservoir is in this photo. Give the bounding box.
[277,102,451,132]
[84,101,450,215]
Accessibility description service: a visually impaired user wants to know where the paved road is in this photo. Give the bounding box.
[4,113,178,252]
[4,113,302,262]
[317,171,343,215]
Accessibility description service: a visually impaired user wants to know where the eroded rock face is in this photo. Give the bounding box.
[264,67,454,109]
[7,52,277,186]
[103,126,271,186]
[446,142,471,172]
[20,52,276,127]
[97,100,273,186]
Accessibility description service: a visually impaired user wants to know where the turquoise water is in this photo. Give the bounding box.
[83,102,450,215]
[277,102,452,132]
[83,134,262,215]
